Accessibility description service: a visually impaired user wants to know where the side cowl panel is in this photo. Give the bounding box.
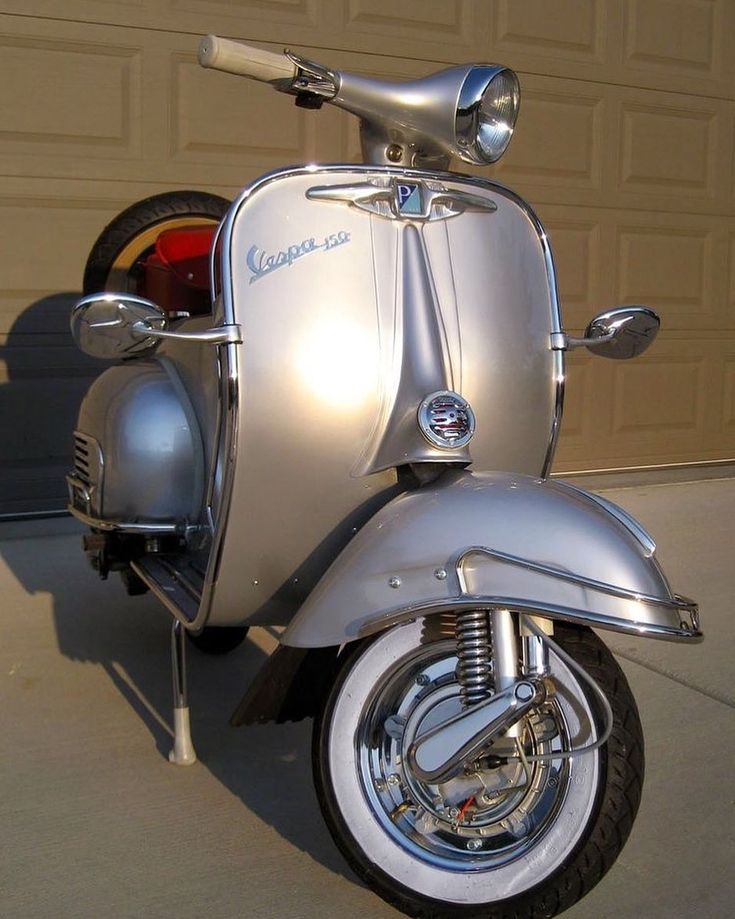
[71,357,205,523]
[282,470,700,647]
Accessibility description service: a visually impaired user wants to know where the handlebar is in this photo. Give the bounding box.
[195,34,511,170]
[198,35,297,83]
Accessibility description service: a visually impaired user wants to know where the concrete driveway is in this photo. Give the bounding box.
[1,474,733,918]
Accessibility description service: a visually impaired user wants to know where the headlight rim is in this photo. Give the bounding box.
[454,65,520,166]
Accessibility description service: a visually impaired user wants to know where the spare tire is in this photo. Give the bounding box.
[83,190,230,295]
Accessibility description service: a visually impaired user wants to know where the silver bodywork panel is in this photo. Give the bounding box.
[205,166,564,626]
[70,358,205,523]
[282,470,700,647]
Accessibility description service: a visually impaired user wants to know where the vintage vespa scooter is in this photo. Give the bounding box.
[67,35,701,919]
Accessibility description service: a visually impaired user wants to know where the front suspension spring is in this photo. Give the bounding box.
[455,610,493,707]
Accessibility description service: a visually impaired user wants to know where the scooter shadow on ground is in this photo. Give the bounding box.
[1,527,351,879]
[0,291,364,881]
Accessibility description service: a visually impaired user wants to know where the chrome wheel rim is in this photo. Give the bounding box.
[355,640,577,872]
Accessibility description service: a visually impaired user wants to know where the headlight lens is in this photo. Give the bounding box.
[455,66,520,165]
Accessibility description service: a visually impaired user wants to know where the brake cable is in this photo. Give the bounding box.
[507,617,614,763]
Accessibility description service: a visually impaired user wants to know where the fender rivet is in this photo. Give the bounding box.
[388,576,401,589]
[434,568,447,581]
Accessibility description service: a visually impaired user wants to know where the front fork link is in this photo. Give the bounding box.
[454,608,552,707]
[408,610,553,784]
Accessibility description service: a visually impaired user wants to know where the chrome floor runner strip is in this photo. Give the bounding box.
[130,555,204,623]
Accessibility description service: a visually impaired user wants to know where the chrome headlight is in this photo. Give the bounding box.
[455,66,520,165]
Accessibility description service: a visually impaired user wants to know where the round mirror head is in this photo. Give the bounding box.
[70,293,167,360]
[585,306,660,360]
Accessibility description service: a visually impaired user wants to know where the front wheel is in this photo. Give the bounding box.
[313,619,644,919]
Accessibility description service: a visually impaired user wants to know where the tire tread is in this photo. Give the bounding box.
[82,190,230,293]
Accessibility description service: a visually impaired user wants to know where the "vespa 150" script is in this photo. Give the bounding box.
[246,230,351,284]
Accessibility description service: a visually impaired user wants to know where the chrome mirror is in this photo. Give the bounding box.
[71,293,243,359]
[70,293,167,359]
[567,306,660,360]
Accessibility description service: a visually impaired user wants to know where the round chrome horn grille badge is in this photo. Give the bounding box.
[418,391,476,449]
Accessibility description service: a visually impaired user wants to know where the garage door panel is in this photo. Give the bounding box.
[486,76,734,219]
[555,337,734,469]
[493,79,604,191]
[338,0,482,52]
[555,350,613,470]
[720,344,735,435]
[614,86,731,208]
[541,217,604,329]
[610,347,707,436]
[617,224,713,321]
[0,197,125,296]
[493,0,606,64]
[493,0,733,99]
[541,205,731,333]
[0,32,142,162]
[623,0,723,78]
[170,50,321,165]
[172,0,321,30]
[728,234,735,315]
[615,219,734,331]
[0,1,328,49]
[558,351,603,440]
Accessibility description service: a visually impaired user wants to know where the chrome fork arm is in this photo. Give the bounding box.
[408,678,545,783]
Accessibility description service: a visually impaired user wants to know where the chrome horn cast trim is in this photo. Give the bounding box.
[306,179,497,222]
[418,391,476,449]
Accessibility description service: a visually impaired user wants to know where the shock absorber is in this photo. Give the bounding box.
[455,609,493,707]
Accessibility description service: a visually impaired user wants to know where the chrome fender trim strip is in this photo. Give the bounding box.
[457,546,696,612]
[352,596,701,644]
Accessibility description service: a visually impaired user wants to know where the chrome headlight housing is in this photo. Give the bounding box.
[454,66,520,165]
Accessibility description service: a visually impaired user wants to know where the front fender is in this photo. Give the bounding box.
[282,470,700,647]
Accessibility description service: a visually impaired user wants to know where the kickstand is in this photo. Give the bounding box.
[169,619,197,765]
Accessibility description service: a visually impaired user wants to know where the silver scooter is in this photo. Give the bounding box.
[68,35,702,919]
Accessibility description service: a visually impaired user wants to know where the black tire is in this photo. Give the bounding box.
[82,190,230,294]
[314,620,644,919]
[187,625,249,656]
